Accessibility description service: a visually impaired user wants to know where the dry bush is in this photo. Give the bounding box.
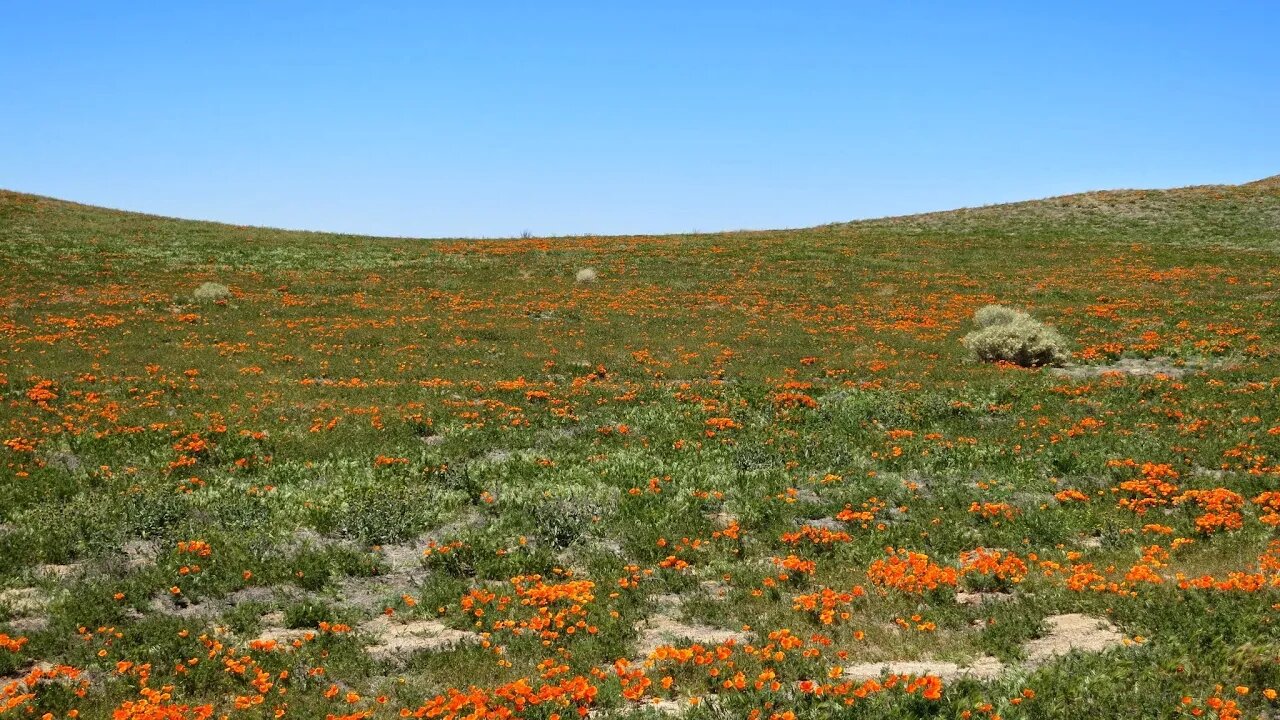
[192,282,231,302]
[963,304,1069,367]
[974,304,1025,328]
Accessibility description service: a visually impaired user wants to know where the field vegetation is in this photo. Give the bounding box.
[2,178,1279,718]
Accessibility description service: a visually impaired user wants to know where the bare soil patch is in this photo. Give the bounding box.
[358,616,481,661]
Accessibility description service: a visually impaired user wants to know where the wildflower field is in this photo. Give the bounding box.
[1,178,1279,719]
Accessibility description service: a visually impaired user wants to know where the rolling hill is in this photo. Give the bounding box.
[1,178,1278,719]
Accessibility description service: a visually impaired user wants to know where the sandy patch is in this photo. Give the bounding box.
[955,591,1016,606]
[358,616,480,661]
[842,656,1005,682]
[842,613,1124,681]
[251,613,314,646]
[637,614,750,658]
[1024,613,1124,665]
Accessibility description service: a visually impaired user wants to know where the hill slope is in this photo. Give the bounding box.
[0,179,1279,719]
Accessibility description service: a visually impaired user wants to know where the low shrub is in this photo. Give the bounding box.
[192,282,231,302]
[527,491,602,549]
[974,304,1025,328]
[963,304,1069,367]
[328,482,448,547]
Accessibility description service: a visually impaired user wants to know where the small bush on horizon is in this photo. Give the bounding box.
[192,282,231,302]
[963,304,1069,367]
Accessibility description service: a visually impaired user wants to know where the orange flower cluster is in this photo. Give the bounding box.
[771,392,818,409]
[1174,489,1244,534]
[796,673,944,704]
[1179,690,1244,720]
[422,539,466,558]
[834,498,887,528]
[656,535,703,571]
[24,378,58,405]
[1054,488,1091,503]
[2,664,83,715]
[1115,462,1181,514]
[638,630,848,704]
[780,525,853,548]
[867,549,958,595]
[0,633,27,653]
[112,688,216,719]
[1253,491,1280,526]
[513,575,595,608]
[461,575,600,646]
[2,437,36,453]
[967,502,1020,522]
[613,659,652,702]
[1257,541,1280,573]
[705,416,741,432]
[175,540,212,558]
[400,675,599,719]
[1125,563,1165,586]
[772,554,817,576]
[171,433,210,455]
[711,521,741,541]
[1175,542,1280,593]
[647,641,739,665]
[959,548,1028,584]
[1177,572,1280,593]
[791,586,867,625]
[1062,563,1117,593]
[658,555,691,572]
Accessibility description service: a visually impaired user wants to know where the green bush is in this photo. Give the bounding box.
[963,305,1069,367]
[529,494,601,550]
[312,480,451,547]
[510,484,609,550]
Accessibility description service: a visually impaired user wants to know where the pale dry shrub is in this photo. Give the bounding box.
[193,282,231,302]
[963,305,1068,367]
[973,304,1025,328]
[575,267,598,283]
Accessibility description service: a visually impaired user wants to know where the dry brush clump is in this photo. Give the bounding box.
[192,282,231,302]
[963,304,1069,367]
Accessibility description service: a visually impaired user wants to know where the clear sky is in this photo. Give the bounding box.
[3,2,1278,238]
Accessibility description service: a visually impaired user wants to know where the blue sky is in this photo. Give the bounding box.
[3,2,1277,238]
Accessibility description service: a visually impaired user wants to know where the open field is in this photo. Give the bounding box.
[2,179,1279,719]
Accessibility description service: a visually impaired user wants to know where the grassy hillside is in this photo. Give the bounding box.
[1,180,1278,719]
